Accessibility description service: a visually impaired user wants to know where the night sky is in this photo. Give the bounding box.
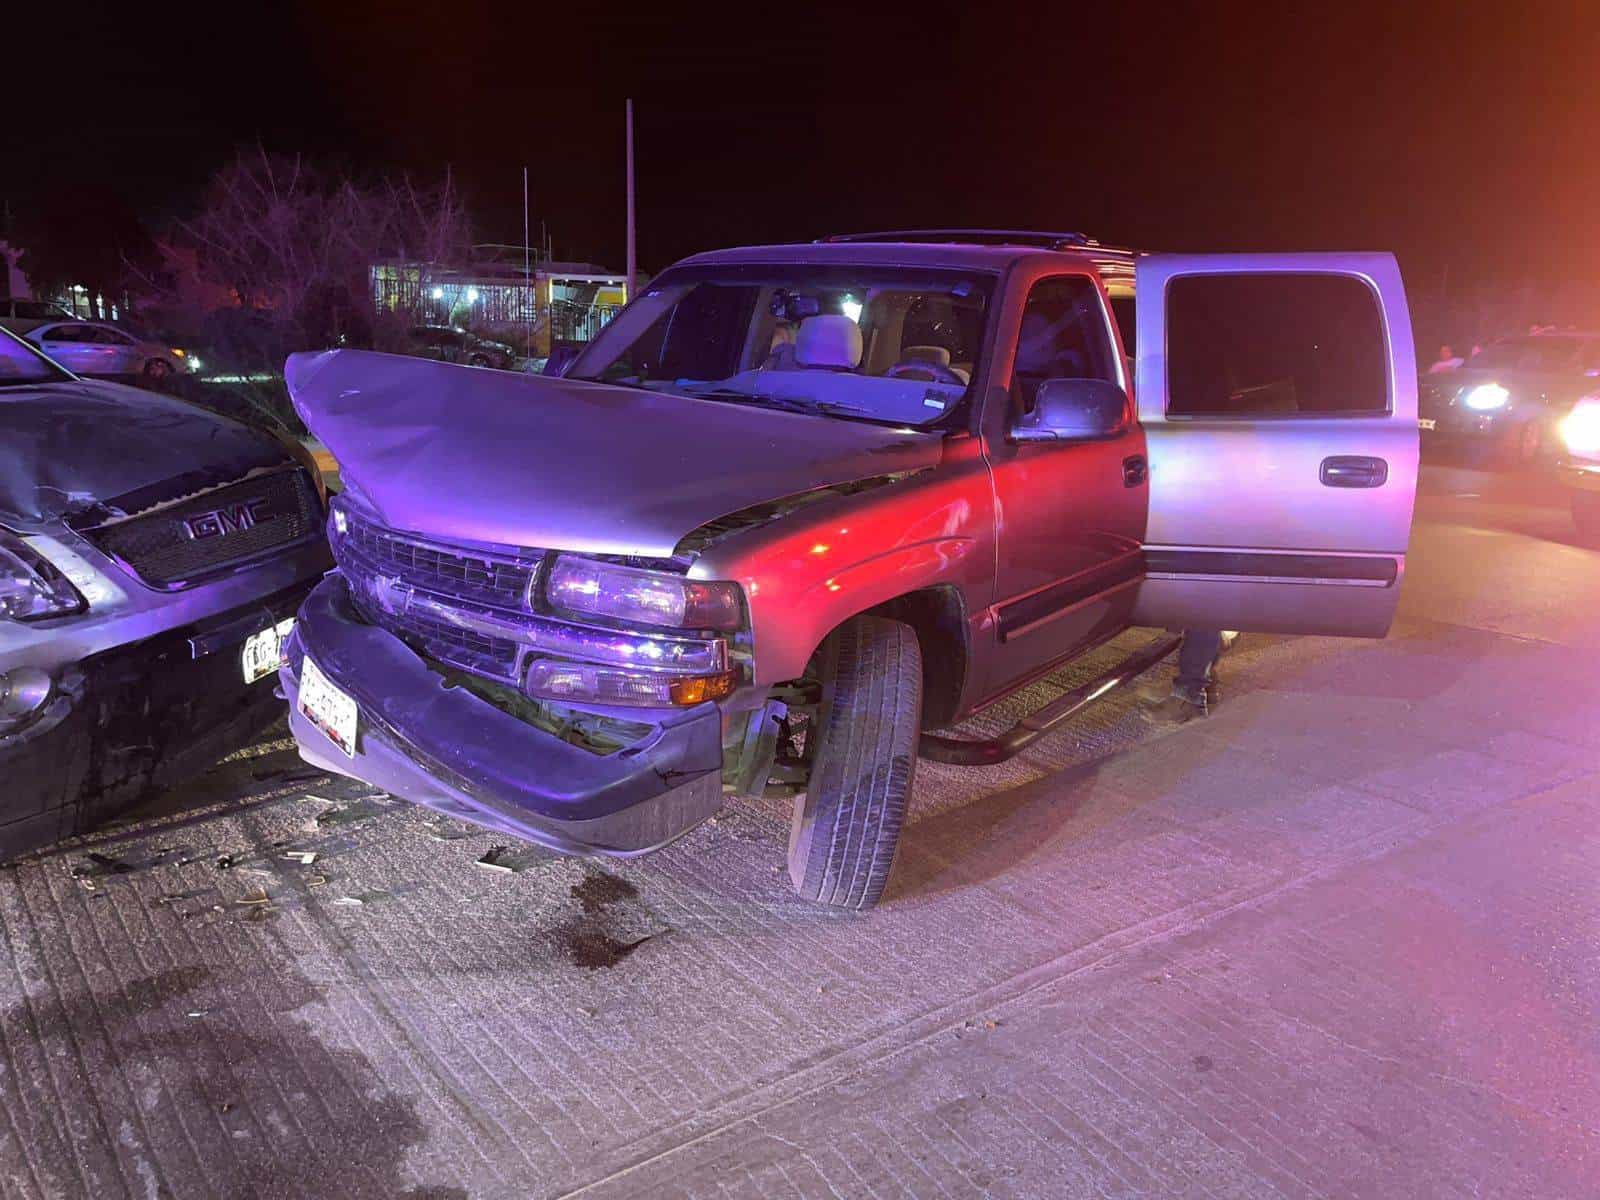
[7,1,1598,290]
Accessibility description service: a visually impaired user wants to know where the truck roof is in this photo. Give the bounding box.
[678,231,1138,281]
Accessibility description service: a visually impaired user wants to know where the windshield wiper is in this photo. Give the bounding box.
[683,387,880,420]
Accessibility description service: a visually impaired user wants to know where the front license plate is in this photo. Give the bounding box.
[241,618,296,684]
[1418,418,1437,431]
[298,654,358,757]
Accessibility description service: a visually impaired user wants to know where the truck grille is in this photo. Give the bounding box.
[336,513,542,682]
[341,516,539,610]
[81,468,322,588]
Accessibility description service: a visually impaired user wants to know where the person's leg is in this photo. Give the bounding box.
[1171,629,1224,708]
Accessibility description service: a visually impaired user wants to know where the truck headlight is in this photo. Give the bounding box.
[1561,397,1600,456]
[547,556,742,631]
[1463,383,1510,411]
[0,532,86,621]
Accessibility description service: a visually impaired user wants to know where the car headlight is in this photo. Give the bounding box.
[547,556,742,631]
[1463,383,1510,411]
[0,531,87,621]
[1561,396,1600,456]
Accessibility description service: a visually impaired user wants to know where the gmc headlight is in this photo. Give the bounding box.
[1463,383,1510,411]
[0,532,86,621]
[547,556,742,631]
[1561,396,1600,457]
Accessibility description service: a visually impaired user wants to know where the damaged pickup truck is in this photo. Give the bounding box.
[282,231,1419,909]
[1,327,331,859]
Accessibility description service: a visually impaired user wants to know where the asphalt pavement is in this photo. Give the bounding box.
[0,461,1595,1199]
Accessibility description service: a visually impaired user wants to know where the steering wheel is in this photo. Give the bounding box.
[885,359,967,386]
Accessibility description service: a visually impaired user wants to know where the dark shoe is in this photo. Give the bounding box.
[1146,692,1207,726]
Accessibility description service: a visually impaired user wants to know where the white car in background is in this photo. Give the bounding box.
[26,320,198,381]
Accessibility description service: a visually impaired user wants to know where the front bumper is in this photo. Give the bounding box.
[0,578,314,861]
[1419,407,1517,439]
[281,574,726,856]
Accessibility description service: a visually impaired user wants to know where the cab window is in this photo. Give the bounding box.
[1010,275,1117,413]
[1166,274,1388,416]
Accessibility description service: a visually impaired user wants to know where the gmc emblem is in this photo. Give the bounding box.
[183,497,271,540]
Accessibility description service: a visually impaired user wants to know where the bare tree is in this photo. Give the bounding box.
[137,148,472,432]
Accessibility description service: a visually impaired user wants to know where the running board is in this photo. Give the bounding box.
[918,635,1182,766]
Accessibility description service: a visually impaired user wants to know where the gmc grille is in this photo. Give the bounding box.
[81,468,322,588]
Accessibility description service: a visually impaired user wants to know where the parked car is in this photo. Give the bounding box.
[25,320,197,381]
[0,298,78,335]
[280,231,1419,909]
[0,326,331,860]
[404,324,516,370]
[1417,331,1600,465]
[1559,394,1600,542]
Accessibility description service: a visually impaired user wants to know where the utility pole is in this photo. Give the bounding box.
[625,98,636,300]
[523,165,533,349]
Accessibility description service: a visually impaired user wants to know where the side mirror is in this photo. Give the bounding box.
[1011,378,1129,442]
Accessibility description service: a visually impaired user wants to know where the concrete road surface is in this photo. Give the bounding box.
[1,463,1595,1198]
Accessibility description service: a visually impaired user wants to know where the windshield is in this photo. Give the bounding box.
[567,263,994,426]
[1469,336,1591,374]
[0,325,73,385]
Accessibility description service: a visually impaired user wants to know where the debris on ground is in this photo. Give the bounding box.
[236,888,272,906]
[474,844,557,874]
[314,797,393,828]
[476,846,515,873]
[252,766,323,785]
[330,896,364,907]
[282,851,318,865]
[70,852,136,880]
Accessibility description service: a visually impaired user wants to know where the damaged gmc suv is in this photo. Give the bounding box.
[1,328,330,859]
[282,231,1419,909]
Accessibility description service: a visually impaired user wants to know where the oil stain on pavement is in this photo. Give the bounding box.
[557,870,664,969]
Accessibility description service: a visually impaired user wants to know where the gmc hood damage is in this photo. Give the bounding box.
[285,350,943,558]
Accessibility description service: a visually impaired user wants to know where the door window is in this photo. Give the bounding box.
[1166,274,1388,416]
[1011,276,1117,413]
[42,324,91,342]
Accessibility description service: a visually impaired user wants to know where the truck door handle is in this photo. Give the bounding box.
[1122,455,1147,488]
[1320,455,1388,488]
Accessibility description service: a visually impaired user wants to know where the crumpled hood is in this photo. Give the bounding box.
[0,379,290,531]
[286,349,942,557]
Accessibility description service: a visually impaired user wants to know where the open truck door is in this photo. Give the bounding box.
[1130,253,1419,637]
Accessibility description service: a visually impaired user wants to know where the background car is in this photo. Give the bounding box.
[1559,394,1600,542]
[25,320,198,381]
[1418,331,1600,465]
[0,298,78,334]
[0,326,331,861]
[404,324,516,369]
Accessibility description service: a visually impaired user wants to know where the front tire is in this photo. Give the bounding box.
[787,616,922,910]
[1509,417,1545,466]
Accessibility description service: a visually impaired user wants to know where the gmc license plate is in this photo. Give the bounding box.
[241,618,296,684]
[298,654,359,757]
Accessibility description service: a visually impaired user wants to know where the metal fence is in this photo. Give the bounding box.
[371,269,620,346]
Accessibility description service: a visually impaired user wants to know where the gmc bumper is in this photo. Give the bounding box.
[281,574,726,856]
[0,579,314,861]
